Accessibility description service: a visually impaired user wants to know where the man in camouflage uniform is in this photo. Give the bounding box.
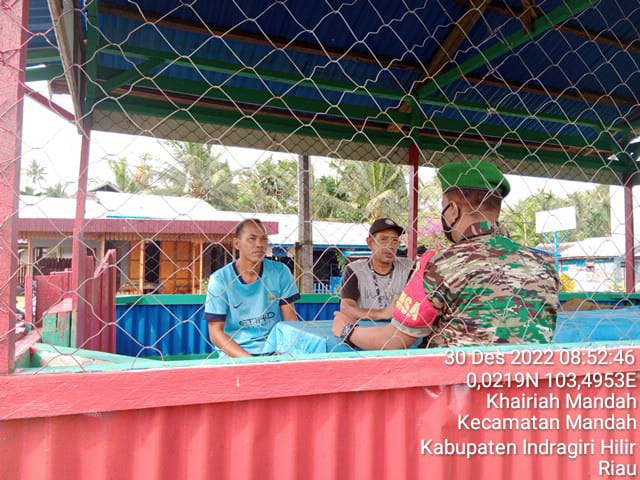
[333,160,559,349]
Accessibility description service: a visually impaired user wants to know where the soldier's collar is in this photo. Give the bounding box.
[459,221,509,241]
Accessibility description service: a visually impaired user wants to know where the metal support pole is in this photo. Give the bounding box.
[297,154,314,293]
[623,172,636,293]
[0,0,29,374]
[408,145,420,260]
[554,231,560,274]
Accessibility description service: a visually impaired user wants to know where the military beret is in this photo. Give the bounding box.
[437,160,510,198]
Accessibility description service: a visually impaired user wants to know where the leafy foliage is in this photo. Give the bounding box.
[156,142,238,209]
[501,186,611,247]
[237,158,298,213]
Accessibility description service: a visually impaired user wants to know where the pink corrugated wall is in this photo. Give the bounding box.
[1,350,639,480]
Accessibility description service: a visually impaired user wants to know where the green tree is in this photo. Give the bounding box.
[108,156,139,193]
[44,182,68,198]
[24,159,47,190]
[159,141,238,209]
[501,190,565,246]
[501,186,611,246]
[568,185,610,240]
[312,174,356,221]
[328,160,408,222]
[237,157,298,213]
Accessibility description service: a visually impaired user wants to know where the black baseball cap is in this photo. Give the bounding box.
[369,218,405,236]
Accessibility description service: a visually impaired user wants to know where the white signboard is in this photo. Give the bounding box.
[535,207,576,234]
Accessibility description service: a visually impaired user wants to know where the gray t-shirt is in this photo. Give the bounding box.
[341,257,414,310]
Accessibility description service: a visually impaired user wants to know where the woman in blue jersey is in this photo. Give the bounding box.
[205,219,300,357]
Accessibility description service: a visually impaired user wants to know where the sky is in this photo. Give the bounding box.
[21,80,608,211]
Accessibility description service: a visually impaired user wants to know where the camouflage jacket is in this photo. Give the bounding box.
[392,221,559,347]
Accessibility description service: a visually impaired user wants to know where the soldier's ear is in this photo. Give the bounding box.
[448,201,461,223]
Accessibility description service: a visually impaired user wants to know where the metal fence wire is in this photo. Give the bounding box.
[3,0,640,371]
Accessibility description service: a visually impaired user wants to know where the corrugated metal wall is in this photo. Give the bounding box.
[115,296,340,356]
[2,378,638,479]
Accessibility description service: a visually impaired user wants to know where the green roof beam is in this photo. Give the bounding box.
[97,96,617,172]
[115,72,607,150]
[101,58,166,95]
[417,0,600,99]
[100,43,404,101]
[122,73,411,125]
[85,0,100,117]
[26,64,64,82]
[27,47,62,65]
[418,95,605,131]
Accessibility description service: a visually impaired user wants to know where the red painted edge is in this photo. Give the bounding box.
[18,218,279,236]
[1,346,639,420]
[624,173,636,292]
[13,330,41,365]
[0,0,29,373]
[24,86,76,123]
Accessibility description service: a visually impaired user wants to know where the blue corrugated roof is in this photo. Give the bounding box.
[30,0,640,183]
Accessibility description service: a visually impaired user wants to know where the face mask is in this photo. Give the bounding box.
[441,203,455,243]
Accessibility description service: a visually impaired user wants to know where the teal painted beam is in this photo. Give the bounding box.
[85,0,100,117]
[124,72,607,150]
[26,64,64,82]
[419,94,605,131]
[417,0,599,99]
[101,58,166,94]
[100,44,404,101]
[123,73,411,125]
[27,47,61,65]
[96,96,614,171]
[98,43,608,132]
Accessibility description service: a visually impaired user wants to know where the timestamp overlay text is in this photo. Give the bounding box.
[420,346,639,478]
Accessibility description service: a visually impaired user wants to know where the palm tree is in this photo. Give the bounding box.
[24,159,47,189]
[237,157,298,213]
[44,182,68,198]
[108,157,139,193]
[336,160,408,222]
[158,141,238,209]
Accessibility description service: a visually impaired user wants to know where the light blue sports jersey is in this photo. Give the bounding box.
[204,259,300,354]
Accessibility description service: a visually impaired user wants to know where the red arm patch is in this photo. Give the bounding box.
[393,250,440,328]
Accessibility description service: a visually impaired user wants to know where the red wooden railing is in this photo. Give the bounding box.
[24,250,117,353]
[76,250,117,353]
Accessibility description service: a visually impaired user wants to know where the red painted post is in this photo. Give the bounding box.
[408,145,420,260]
[0,0,29,374]
[23,85,75,123]
[624,172,636,293]
[71,127,92,344]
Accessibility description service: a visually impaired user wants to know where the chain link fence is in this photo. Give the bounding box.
[4,0,640,371]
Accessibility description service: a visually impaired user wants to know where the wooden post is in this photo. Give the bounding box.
[0,0,29,373]
[71,127,91,331]
[408,145,420,260]
[27,238,33,277]
[139,241,146,293]
[198,241,204,293]
[298,154,314,293]
[624,172,636,292]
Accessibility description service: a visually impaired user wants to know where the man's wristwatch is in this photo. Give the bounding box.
[339,322,359,347]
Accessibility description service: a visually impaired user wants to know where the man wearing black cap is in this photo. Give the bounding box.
[339,218,414,321]
[334,160,559,349]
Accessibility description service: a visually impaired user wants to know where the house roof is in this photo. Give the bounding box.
[18,194,371,246]
[18,194,272,236]
[560,234,640,259]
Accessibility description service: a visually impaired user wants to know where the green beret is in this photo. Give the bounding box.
[437,160,510,198]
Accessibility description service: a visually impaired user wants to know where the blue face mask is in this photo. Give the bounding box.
[441,203,455,243]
